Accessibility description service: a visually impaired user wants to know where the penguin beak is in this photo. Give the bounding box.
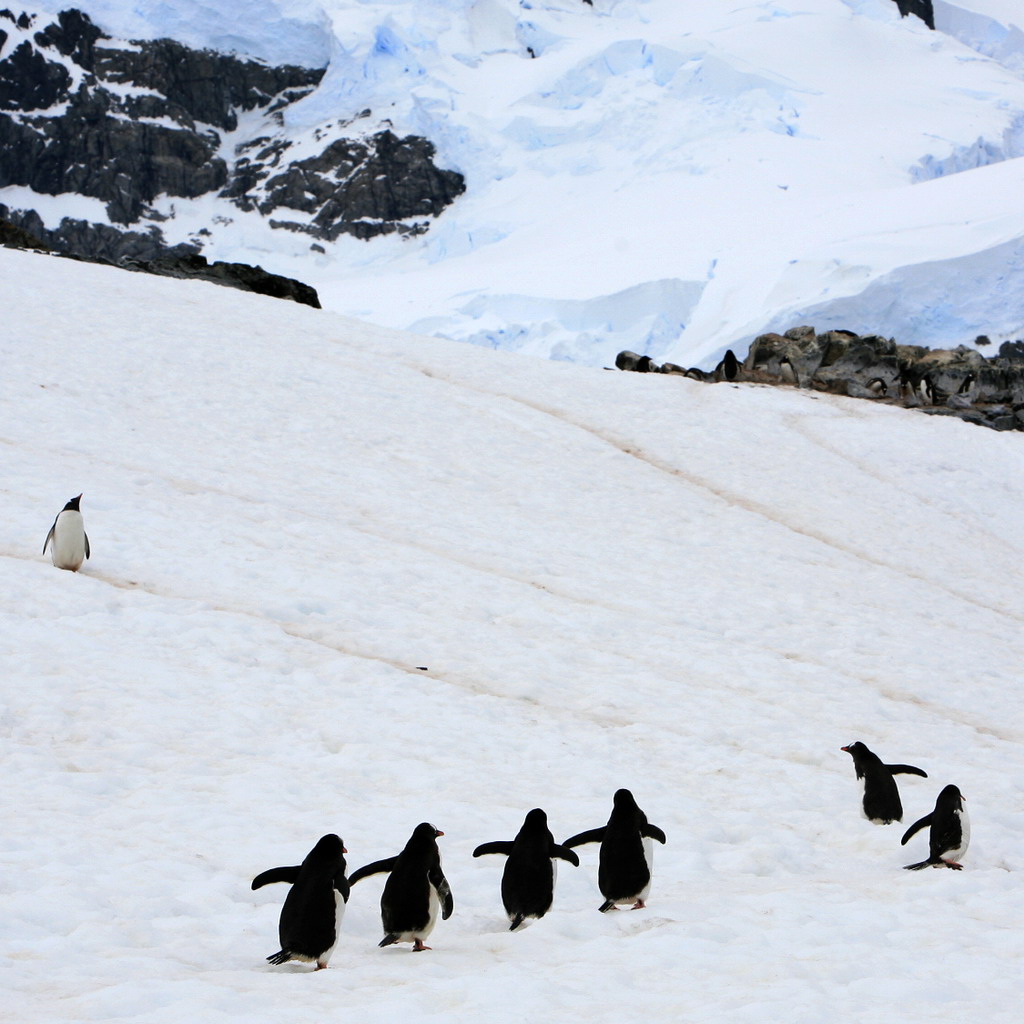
[435,829,444,837]
[342,846,348,853]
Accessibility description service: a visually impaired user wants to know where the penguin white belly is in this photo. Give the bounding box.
[49,511,87,570]
[396,883,440,941]
[317,891,346,966]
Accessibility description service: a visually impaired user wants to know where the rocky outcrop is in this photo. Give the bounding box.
[0,8,465,258]
[120,253,321,308]
[893,1,934,30]
[0,213,48,249]
[743,326,1024,431]
[2,214,320,307]
[615,326,1024,431]
[0,202,195,261]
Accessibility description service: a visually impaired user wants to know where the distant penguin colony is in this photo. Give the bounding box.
[473,808,580,930]
[348,823,453,951]
[841,741,927,824]
[563,788,667,913]
[251,833,350,970]
[43,494,90,571]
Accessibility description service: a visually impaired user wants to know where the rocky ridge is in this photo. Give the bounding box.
[615,326,1024,432]
[1,215,321,307]
[0,7,465,260]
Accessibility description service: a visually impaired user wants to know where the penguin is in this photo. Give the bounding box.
[841,742,927,824]
[251,833,350,970]
[714,349,740,382]
[43,494,90,571]
[348,823,453,950]
[901,784,970,870]
[563,789,666,912]
[473,808,580,930]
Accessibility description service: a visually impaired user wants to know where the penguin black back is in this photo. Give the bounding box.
[474,808,579,930]
[349,823,453,951]
[564,789,666,912]
[901,784,969,870]
[252,833,349,969]
[841,741,927,824]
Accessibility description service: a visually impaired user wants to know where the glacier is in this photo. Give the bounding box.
[7,0,1024,367]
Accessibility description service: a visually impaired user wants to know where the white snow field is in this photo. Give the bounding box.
[9,0,1024,367]
[2,247,1023,1023]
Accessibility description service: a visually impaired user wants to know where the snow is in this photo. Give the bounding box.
[2,245,1024,1023]
[16,0,1024,367]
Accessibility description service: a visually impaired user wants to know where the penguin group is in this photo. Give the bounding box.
[841,741,969,871]
[251,789,665,968]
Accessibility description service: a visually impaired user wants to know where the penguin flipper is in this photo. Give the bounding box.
[551,844,580,866]
[348,856,398,885]
[642,824,667,844]
[334,871,351,901]
[266,949,293,964]
[251,865,301,890]
[84,532,90,560]
[473,841,514,857]
[430,867,454,920]
[900,813,933,846]
[563,826,606,848]
[42,523,55,555]
[887,764,927,778]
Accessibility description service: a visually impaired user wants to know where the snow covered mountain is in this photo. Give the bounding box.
[4,240,1024,1024]
[3,0,1024,368]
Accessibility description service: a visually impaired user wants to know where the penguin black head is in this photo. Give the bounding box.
[64,494,83,511]
[410,822,444,844]
[938,784,965,808]
[308,833,347,860]
[840,741,876,760]
[523,808,547,828]
[613,789,638,809]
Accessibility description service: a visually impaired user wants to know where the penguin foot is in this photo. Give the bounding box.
[412,939,432,952]
[315,961,329,970]
[942,860,964,870]
[631,900,647,910]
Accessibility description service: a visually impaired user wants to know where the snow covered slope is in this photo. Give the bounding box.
[7,1,1024,368]
[3,247,1023,1022]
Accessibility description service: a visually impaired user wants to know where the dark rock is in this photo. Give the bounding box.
[0,215,49,249]
[0,38,71,109]
[615,350,658,372]
[893,1,935,30]
[121,253,320,308]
